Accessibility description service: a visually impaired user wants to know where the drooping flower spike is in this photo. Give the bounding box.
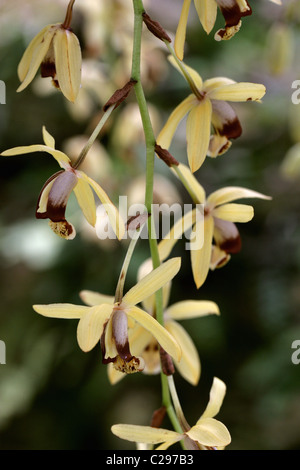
[157,57,266,173]
[112,377,231,450]
[17,0,81,102]
[1,127,125,240]
[33,258,182,374]
[158,163,271,289]
[175,0,282,59]
[106,258,220,386]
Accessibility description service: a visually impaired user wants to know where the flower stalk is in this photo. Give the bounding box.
[131,0,183,438]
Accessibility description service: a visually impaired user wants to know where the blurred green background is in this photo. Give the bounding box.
[0,0,300,450]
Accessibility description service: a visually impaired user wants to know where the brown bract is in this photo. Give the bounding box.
[142,12,171,43]
[103,79,137,112]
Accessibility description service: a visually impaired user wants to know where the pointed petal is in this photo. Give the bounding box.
[126,306,182,362]
[1,144,71,168]
[203,77,236,92]
[37,170,77,221]
[79,172,125,240]
[186,417,231,447]
[36,171,62,215]
[122,258,181,307]
[168,56,203,90]
[53,28,82,102]
[207,134,232,158]
[174,0,192,60]
[156,94,196,150]
[199,377,227,420]
[104,314,118,359]
[166,300,220,320]
[107,363,125,385]
[213,203,254,222]
[17,25,56,92]
[73,175,97,226]
[210,245,231,270]
[214,0,252,42]
[190,215,214,289]
[213,218,241,254]
[208,82,266,102]
[186,99,212,172]
[137,258,171,314]
[129,325,154,357]
[33,303,89,319]
[207,186,271,207]
[194,0,218,34]
[79,290,115,307]
[77,304,112,352]
[166,320,200,385]
[172,163,206,203]
[111,424,181,446]
[42,126,56,148]
[158,209,196,261]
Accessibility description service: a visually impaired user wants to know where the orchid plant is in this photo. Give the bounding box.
[1,0,281,450]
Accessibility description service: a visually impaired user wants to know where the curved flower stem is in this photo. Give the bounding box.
[131,0,183,439]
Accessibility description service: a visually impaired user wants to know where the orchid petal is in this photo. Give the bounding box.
[174,0,192,60]
[190,215,214,289]
[53,28,82,102]
[168,56,203,90]
[79,290,115,307]
[73,174,97,227]
[111,424,181,446]
[1,144,71,167]
[77,304,112,352]
[186,417,231,447]
[172,163,206,204]
[122,258,181,308]
[194,0,218,34]
[166,320,200,386]
[203,77,236,92]
[157,94,196,150]
[166,300,220,320]
[208,82,266,102]
[158,209,196,261]
[199,377,227,420]
[42,126,56,148]
[17,25,56,92]
[213,218,241,254]
[213,203,254,223]
[79,172,125,240]
[207,186,271,207]
[186,99,212,172]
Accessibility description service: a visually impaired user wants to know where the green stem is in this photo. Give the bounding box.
[73,104,115,169]
[131,0,183,439]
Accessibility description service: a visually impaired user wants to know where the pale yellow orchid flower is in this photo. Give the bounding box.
[112,377,231,450]
[1,127,124,240]
[17,0,81,102]
[105,258,219,386]
[157,57,266,173]
[33,258,182,374]
[158,164,271,289]
[175,0,281,59]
